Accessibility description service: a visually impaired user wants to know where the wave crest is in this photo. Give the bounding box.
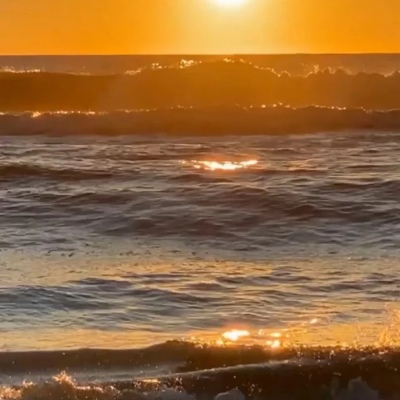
[0,345,398,400]
[1,59,400,111]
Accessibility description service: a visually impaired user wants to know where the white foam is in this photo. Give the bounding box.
[215,388,245,400]
[0,373,389,400]
[331,377,379,400]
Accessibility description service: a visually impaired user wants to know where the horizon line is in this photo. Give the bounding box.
[2,52,400,57]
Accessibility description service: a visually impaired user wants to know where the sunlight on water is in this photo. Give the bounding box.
[180,159,258,171]
[208,313,400,350]
[212,311,400,350]
[266,339,281,348]
[216,329,286,348]
[263,331,284,349]
[221,329,250,341]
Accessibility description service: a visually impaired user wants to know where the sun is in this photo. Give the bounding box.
[214,0,247,7]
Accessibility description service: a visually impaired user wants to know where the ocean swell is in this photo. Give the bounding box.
[0,164,113,180]
[1,106,400,136]
[1,60,400,111]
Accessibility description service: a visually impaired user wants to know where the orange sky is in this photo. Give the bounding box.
[1,0,400,54]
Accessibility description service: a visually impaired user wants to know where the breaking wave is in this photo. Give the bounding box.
[0,373,384,400]
[1,59,400,111]
[1,342,400,400]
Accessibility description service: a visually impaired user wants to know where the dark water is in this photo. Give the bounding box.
[0,55,400,399]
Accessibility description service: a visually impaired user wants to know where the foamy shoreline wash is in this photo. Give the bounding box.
[0,347,398,399]
[0,370,387,400]
[2,341,393,399]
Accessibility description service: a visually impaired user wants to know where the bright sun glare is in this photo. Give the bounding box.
[180,160,258,171]
[214,0,247,7]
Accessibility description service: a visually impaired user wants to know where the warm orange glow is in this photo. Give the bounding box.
[266,339,281,348]
[214,0,247,7]
[222,329,250,341]
[1,0,400,54]
[181,160,258,171]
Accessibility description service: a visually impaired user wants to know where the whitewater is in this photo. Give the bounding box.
[1,54,400,400]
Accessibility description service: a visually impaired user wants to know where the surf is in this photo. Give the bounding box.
[1,59,400,111]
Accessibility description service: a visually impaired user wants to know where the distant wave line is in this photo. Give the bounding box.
[1,105,400,136]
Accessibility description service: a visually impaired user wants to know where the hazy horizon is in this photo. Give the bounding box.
[3,52,400,58]
[2,0,400,54]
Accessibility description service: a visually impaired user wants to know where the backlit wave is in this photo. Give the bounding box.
[1,59,400,111]
[1,344,400,400]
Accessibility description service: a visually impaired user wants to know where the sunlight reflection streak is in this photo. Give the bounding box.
[180,159,258,171]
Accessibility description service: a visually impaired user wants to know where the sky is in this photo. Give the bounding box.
[1,0,400,55]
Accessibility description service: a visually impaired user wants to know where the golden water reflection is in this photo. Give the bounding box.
[211,316,400,350]
[221,329,250,341]
[180,159,258,171]
[3,316,400,351]
[219,329,284,349]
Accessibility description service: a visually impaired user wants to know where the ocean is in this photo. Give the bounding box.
[0,54,400,400]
